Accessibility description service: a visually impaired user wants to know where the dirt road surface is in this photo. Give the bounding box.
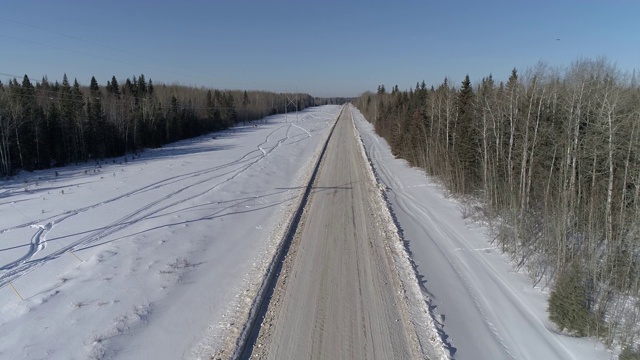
[247,108,421,359]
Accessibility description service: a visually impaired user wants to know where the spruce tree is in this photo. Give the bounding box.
[166,95,180,142]
[242,90,250,107]
[0,81,11,176]
[72,78,86,161]
[46,101,63,166]
[138,74,147,96]
[87,76,106,159]
[619,345,640,360]
[19,75,37,170]
[206,90,216,131]
[548,263,592,336]
[221,92,237,128]
[107,75,121,99]
[455,74,479,192]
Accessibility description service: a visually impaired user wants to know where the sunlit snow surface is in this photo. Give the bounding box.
[0,106,341,359]
[0,103,613,360]
[351,106,611,360]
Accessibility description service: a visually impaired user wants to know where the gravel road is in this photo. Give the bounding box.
[247,107,420,359]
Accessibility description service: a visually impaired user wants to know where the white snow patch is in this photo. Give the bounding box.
[351,105,611,360]
[0,106,341,360]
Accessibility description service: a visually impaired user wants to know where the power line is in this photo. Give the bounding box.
[0,16,299,92]
[0,33,189,80]
[0,15,148,60]
[0,16,215,81]
[0,72,23,79]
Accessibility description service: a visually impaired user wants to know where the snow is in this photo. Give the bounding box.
[0,102,616,360]
[0,105,341,359]
[351,106,612,360]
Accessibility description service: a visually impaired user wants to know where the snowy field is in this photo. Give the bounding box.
[351,105,612,360]
[0,102,615,360]
[0,105,341,359]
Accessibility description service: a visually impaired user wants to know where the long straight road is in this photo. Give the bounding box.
[249,108,419,359]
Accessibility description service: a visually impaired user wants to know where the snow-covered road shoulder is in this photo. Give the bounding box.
[351,105,611,360]
[349,105,448,359]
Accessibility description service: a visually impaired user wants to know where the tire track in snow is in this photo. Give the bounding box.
[0,150,262,236]
[0,157,258,271]
[0,124,289,243]
[1,213,79,272]
[353,110,573,360]
[291,123,311,137]
[388,187,516,358]
[363,123,524,358]
[7,224,50,269]
[395,188,568,359]
[0,118,321,290]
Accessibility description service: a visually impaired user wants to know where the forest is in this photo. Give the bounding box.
[355,58,640,350]
[0,73,330,177]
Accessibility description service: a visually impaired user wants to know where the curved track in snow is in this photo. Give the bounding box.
[0,113,315,288]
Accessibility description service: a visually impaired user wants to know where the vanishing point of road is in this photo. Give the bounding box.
[245,106,424,359]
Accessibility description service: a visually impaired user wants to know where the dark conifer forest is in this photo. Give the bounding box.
[0,73,327,176]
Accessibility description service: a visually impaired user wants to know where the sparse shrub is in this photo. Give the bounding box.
[620,345,640,360]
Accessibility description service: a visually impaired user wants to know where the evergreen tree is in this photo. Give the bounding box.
[87,76,106,158]
[0,82,10,176]
[206,90,219,131]
[138,74,147,96]
[241,90,250,122]
[59,74,75,164]
[455,74,479,192]
[124,78,134,96]
[166,95,180,142]
[106,75,121,99]
[72,78,86,161]
[221,92,237,128]
[548,263,594,336]
[46,100,63,166]
[619,345,640,360]
[19,75,37,170]
[242,90,250,107]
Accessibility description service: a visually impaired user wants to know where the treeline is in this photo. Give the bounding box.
[315,97,353,105]
[0,73,317,176]
[355,58,640,350]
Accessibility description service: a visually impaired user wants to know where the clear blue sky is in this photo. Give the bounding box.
[1,0,638,97]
